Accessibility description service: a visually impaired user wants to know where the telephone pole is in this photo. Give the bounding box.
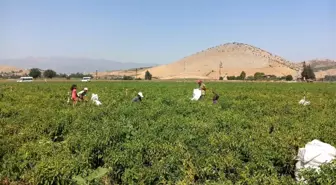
[184,61,186,82]
[96,70,98,80]
[219,61,223,80]
[135,68,138,79]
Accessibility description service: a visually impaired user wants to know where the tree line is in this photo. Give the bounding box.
[27,68,94,79]
[26,68,154,80]
[220,71,294,81]
[220,62,320,81]
[4,64,336,81]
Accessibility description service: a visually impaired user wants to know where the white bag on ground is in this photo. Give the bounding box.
[91,93,102,106]
[295,139,336,181]
[191,89,202,101]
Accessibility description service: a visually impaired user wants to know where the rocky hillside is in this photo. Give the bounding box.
[306,59,336,72]
[303,59,336,79]
[0,65,28,77]
[141,42,301,79]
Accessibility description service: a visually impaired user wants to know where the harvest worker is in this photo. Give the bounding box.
[212,90,219,104]
[77,87,89,101]
[70,84,78,105]
[132,92,144,102]
[197,80,206,99]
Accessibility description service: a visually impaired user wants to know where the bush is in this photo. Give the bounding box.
[227,76,236,80]
[254,72,265,80]
[324,75,336,81]
[69,73,93,79]
[123,76,134,80]
[285,75,293,81]
[246,76,254,80]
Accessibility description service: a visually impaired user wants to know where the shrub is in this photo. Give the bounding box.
[123,76,134,80]
[286,75,293,81]
[254,72,265,80]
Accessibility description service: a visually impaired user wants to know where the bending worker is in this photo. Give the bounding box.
[132,92,144,102]
[197,80,206,99]
[77,87,89,101]
[212,90,219,104]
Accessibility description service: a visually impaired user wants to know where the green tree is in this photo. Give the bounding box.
[301,61,308,80]
[285,75,293,81]
[254,72,265,80]
[29,68,41,78]
[123,75,134,80]
[227,76,236,80]
[307,65,315,79]
[57,73,67,78]
[69,73,93,79]
[247,76,254,80]
[43,69,57,79]
[239,71,246,80]
[301,62,316,80]
[145,70,152,80]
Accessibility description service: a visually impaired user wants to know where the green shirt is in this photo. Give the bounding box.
[77,90,87,97]
[199,83,206,95]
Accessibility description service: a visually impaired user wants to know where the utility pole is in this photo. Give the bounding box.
[184,61,186,82]
[96,70,98,80]
[135,68,138,79]
[219,61,223,80]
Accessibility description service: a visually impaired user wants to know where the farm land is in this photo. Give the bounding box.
[1,82,336,184]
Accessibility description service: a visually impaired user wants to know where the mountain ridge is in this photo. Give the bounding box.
[0,57,155,74]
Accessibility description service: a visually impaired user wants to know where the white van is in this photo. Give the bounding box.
[81,77,92,82]
[17,77,33,82]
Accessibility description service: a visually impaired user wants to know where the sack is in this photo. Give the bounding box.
[91,94,99,101]
[94,100,102,106]
[91,94,102,106]
[295,139,336,181]
[191,89,202,101]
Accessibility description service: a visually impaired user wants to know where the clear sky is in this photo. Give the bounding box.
[0,0,335,64]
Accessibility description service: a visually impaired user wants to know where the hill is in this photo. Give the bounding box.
[306,59,336,72]
[0,65,24,73]
[141,42,301,80]
[0,65,28,77]
[303,59,336,79]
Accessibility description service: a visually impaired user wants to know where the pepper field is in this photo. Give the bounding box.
[1,82,336,185]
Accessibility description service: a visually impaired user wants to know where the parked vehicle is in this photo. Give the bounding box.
[17,77,33,82]
[81,77,91,82]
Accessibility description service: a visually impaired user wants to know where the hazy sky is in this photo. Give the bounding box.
[1,0,335,64]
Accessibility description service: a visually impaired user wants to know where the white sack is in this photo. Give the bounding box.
[295,139,336,181]
[191,89,202,101]
[91,93,102,106]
